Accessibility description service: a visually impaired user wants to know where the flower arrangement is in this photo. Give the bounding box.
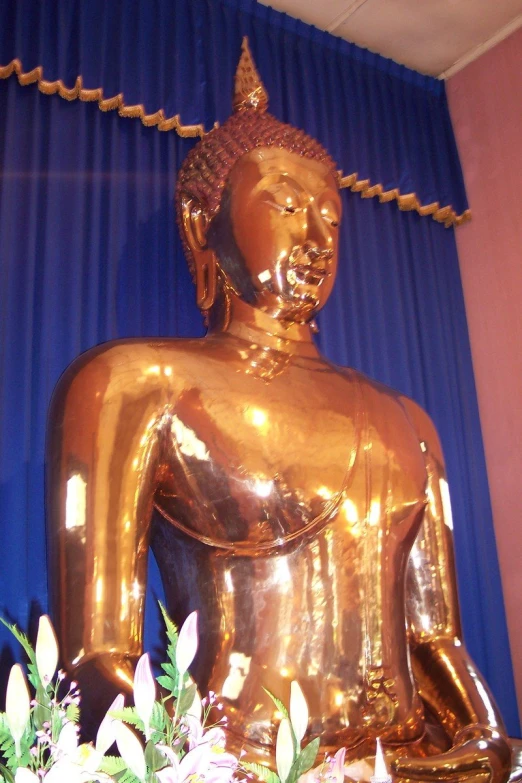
[0,606,365,783]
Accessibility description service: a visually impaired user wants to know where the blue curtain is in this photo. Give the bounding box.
[0,0,518,735]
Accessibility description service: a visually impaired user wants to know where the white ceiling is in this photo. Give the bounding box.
[258,0,522,77]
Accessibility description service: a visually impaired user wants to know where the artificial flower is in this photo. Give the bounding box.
[35,615,59,687]
[298,748,348,783]
[157,738,237,783]
[114,721,146,782]
[96,694,124,756]
[15,770,39,783]
[6,664,30,756]
[181,714,203,750]
[133,654,155,739]
[329,747,346,783]
[290,681,308,744]
[176,612,198,676]
[43,721,112,783]
[276,717,294,783]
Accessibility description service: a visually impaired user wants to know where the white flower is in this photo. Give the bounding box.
[181,714,203,750]
[329,747,346,783]
[15,770,39,783]
[176,612,198,676]
[114,720,146,782]
[35,615,59,687]
[42,721,112,783]
[133,654,156,739]
[276,717,294,783]
[96,693,124,755]
[156,739,237,783]
[55,721,79,757]
[298,748,348,783]
[6,664,30,756]
[290,681,308,744]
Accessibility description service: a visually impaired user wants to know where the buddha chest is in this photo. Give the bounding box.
[153,351,428,553]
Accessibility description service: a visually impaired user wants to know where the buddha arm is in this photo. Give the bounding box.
[46,343,163,695]
[398,398,511,782]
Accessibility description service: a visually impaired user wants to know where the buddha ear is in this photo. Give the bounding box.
[180,193,217,311]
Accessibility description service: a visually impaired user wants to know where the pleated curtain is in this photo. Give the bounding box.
[0,0,518,733]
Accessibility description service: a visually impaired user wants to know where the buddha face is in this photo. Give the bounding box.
[212,147,341,323]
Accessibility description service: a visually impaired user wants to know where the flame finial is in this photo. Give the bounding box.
[232,37,269,113]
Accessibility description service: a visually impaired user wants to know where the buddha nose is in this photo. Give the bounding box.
[305,200,333,254]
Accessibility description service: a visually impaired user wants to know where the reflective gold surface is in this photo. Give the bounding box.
[46,45,511,783]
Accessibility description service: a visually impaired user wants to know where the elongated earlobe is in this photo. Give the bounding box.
[195,249,217,310]
[180,194,218,311]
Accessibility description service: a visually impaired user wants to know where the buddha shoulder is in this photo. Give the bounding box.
[344,370,434,500]
[343,368,433,441]
[49,338,221,416]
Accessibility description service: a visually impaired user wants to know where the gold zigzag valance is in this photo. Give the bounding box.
[0,59,471,228]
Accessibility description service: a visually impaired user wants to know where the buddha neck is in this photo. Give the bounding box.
[206,291,321,359]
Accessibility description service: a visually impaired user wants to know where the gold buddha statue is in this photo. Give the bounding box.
[46,40,512,783]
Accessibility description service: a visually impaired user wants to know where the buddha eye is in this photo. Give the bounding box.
[320,203,340,228]
[283,205,296,214]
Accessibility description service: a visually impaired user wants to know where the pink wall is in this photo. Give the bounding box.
[447,27,522,713]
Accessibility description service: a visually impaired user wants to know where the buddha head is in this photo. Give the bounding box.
[176,39,341,325]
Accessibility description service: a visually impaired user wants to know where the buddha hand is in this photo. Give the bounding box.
[393,725,512,783]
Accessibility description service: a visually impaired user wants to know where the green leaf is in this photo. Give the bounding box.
[286,737,320,783]
[156,675,176,693]
[160,662,177,678]
[33,684,52,731]
[100,755,128,775]
[262,687,289,722]
[0,762,15,783]
[262,688,299,757]
[109,708,145,734]
[145,739,167,772]
[114,769,142,783]
[66,703,80,723]
[159,603,179,641]
[0,620,39,690]
[149,701,169,735]
[0,737,14,754]
[176,682,197,716]
[0,715,12,747]
[242,761,281,783]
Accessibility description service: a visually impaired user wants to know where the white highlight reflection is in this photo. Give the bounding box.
[65,473,87,530]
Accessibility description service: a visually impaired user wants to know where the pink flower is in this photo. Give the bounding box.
[96,693,125,755]
[35,615,59,687]
[290,681,308,744]
[156,732,238,783]
[181,714,203,750]
[276,717,294,783]
[114,721,146,782]
[6,664,30,756]
[133,653,156,739]
[298,748,347,783]
[328,747,346,783]
[39,721,113,783]
[176,612,198,675]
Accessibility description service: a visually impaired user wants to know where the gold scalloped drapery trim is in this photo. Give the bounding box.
[0,59,210,137]
[338,173,471,228]
[0,59,471,227]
